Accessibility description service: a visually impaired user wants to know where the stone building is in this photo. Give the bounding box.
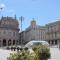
[0,16,19,47]
[20,19,60,45]
[46,20,60,45]
[19,31,26,44]
[19,19,46,44]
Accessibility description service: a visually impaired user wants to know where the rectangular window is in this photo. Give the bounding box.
[13,32,15,36]
[3,31,6,34]
[8,32,11,36]
[16,32,19,36]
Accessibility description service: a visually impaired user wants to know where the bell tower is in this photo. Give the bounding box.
[31,18,36,28]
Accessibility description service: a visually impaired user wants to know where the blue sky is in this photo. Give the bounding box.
[0,0,60,30]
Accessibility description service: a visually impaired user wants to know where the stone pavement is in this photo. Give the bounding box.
[0,46,60,60]
[48,47,60,60]
[0,49,15,60]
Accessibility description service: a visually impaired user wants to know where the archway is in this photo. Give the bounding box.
[3,39,6,46]
[0,40,1,47]
[13,40,15,45]
[8,39,11,46]
[55,40,57,45]
[48,40,50,44]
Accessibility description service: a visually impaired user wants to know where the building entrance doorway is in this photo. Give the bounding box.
[13,40,15,45]
[55,40,57,45]
[8,39,11,46]
[3,39,6,46]
[0,40,1,47]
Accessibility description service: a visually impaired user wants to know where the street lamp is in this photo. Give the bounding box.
[0,7,3,16]
[0,7,3,10]
[19,16,24,46]
[0,4,5,16]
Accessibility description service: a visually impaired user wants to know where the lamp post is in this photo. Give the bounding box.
[0,7,3,11]
[19,16,24,46]
[0,7,3,17]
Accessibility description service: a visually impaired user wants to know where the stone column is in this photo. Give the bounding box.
[50,40,52,45]
[0,40,1,47]
[6,40,8,47]
[11,40,13,46]
[15,40,17,47]
[57,40,59,45]
[54,40,55,45]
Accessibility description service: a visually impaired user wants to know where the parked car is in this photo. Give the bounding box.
[24,40,49,48]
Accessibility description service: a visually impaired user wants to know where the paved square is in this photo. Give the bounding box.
[48,47,60,60]
[0,47,60,60]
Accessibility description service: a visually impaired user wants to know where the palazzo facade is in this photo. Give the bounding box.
[0,16,19,47]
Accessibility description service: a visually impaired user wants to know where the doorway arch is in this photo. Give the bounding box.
[55,40,57,45]
[13,40,15,45]
[8,39,11,46]
[3,39,6,46]
[0,40,1,47]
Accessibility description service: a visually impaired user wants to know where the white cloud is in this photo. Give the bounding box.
[0,3,15,16]
[0,3,6,11]
[0,3,5,8]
